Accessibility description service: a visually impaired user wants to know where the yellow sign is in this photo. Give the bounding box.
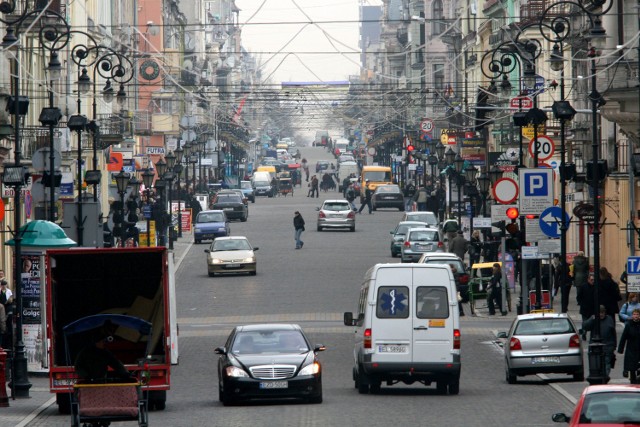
[138,220,156,247]
[428,319,445,328]
[522,124,546,139]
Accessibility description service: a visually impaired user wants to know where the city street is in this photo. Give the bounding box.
[23,148,580,427]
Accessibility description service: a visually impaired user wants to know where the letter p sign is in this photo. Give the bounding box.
[525,172,548,196]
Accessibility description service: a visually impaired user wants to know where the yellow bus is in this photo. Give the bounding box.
[360,165,393,197]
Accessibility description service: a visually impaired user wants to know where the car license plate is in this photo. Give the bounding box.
[532,356,560,364]
[259,381,288,389]
[223,207,233,211]
[226,263,240,268]
[378,345,408,353]
[384,196,395,200]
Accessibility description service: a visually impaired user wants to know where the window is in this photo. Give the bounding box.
[376,286,409,318]
[514,318,575,335]
[433,64,445,91]
[416,287,449,318]
[432,0,445,35]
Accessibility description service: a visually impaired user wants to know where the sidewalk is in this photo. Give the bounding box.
[0,232,193,427]
[472,281,631,405]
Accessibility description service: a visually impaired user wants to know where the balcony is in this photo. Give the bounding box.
[152,113,180,134]
[132,111,152,135]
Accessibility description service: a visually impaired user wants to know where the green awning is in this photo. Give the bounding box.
[5,220,77,247]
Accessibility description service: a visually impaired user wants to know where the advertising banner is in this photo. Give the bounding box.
[20,252,47,373]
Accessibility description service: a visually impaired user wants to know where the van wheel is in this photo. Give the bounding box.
[356,369,369,394]
[506,368,517,384]
[436,381,448,395]
[448,380,460,395]
[317,226,322,231]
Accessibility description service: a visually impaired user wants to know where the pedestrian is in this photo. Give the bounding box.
[599,266,622,319]
[572,251,589,288]
[342,175,351,198]
[619,293,640,323]
[469,230,482,265]
[449,230,469,265]
[413,186,428,211]
[0,278,13,308]
[617,308,640,383]
[583,305,617,379]
[577,272,597,321]
[293,211,305,249]
[346,183,357,211]
[553,259,573,314]
[487,263,504,315]
[358,179,373,214]
[449,264,466,317]
[442,215,459,247]
[403,181,416,211]
[307,175,319,198]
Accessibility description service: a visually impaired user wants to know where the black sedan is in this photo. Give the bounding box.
[372,184,405,211]
[211,193,248,222]
[215,324,325,405]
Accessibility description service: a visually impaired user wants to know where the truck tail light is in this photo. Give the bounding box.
[510,337,522,351]
[569,334,581,348]
[453,329,461,349]
[318,211,326,218]
[364,328,372,349]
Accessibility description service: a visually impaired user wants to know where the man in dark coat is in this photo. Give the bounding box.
[572,251,589,288]
[583,305,617,379]
[577,273,597,321]
[618,308,640,383]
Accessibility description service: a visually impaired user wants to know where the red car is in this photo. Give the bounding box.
[552,384,640,426]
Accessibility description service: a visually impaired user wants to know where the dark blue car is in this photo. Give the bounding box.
[194,210,230,244]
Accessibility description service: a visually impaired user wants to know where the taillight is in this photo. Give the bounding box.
[453,329,461,349]
[569,334,581,348]
[437,242,444,248]
[319,211,326,218]
[459,274,469,285]
[364,328,372,349]
[404,241,410,247]
[347,211,355,219]
[509,337,522,350]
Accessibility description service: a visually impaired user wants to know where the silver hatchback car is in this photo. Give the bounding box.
[316,199,356,232]
[400,227,443,262]
[497,313,584,384]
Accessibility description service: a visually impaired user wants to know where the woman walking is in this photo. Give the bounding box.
[617,308,640,383]
[620,293,640,323]
[293,211,305,249]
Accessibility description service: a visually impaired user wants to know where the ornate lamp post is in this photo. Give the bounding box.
[154,158,167,246]
[183,142,192,197]
[142,169,155,247]
[114,169,131,245]
[477,171,491,217]
[174,145,184,238]
[164,151,177,250]
[444,147,456,217]
[454,154,465,224]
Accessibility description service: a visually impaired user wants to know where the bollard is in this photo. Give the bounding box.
[0,347,9,407]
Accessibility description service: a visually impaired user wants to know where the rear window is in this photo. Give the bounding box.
[416,287,449,318]
[580,392,640,424]
[376,186,400,193]
[423,259,465,273]
[409,230,439,241]
[197,213,225,223]
[514,318,575,335]
[216,195,241,203]
[376,286,409,319]
[323,202,350,211]
[406,213,438,225]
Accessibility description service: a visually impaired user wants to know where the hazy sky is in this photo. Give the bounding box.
[236,0,380,83]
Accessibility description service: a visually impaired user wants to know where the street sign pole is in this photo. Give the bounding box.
[501,235,508,315]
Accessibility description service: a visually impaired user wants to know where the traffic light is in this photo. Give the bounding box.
[407,144,415,152]
[491,220,506,237]
[506,207,519,221]
[505,207,519,235]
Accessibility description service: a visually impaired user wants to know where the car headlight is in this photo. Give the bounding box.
[217,227,227,232]
[298,362,320,376]
[194,227,201,233]
[211,258,223,264]
[225,366,248,378]
[242,256,255,263]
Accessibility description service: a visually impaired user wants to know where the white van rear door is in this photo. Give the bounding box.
[412,269,455,363]
[371,267,413,364]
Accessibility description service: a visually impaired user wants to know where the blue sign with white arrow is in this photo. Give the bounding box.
[539,206,570,238]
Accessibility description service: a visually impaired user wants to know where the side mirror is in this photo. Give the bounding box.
[496,331,508,339]
[314,344,326,352]
[204,249,210,253]
[253,247,259,251]
[343,312,354,326]
[214,346,227,355]
[316,207,320,211]
[551,413,570,423]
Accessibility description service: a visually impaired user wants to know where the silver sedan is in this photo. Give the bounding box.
[316,199,355,232]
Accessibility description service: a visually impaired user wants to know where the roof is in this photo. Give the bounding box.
[582,384,640,395]
[237,323,300,332]
[516,312,569,320]
[213,236,249,241]
[5,220,76,247]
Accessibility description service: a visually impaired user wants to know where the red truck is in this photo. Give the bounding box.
[46,247,174,413]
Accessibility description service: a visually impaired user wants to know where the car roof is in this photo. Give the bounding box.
[408,227,439,232]
[200,210,224,214]
[323,199,349,203]
[582,384,640,395]
[213,236,249,242]
[397,221,429,226]
[236,323,301,332]
[515,312,570,321]
[420,252,461,260]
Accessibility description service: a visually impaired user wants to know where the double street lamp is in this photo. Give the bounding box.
[154,158,167,246]
[114,169,131,246]
[142,169,155,247]
[164,151,177,250]
[173,145,185,238]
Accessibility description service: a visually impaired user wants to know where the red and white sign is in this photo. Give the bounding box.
[492,177,519,205]
[420,118,434,134]
[528,135,555,161]
[510,96,533,109]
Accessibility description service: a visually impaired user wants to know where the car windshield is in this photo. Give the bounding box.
[514,318,575,336]
[424,259,465,273]
[409,230,439,242]
[579,392,640,424]
[364,171,392,181]
[212,239,251,251]
[376,185,400,193]
[241,182,252,189]
[231,330,309,355]
[395,223,427,235]
[215,195,241,203]
[323,202,350,212]
[197,213,225,223]
[406,212,438,225]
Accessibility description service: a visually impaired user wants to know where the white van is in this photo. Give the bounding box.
[337,161,360,192]
[343,263,461,395]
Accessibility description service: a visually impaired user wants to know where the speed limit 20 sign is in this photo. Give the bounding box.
[528,135,555,161]
[420,118,434,134]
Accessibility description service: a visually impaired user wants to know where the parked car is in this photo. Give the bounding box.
[218,189,249,206]
[389,221,429,257]
[552,384,640,426]
[316,160,330,173]
[240,180,256,203]
[337,154,355,164]
[402,211,439,228]
[204,236,258,277]
[418,253,470,288]
[215,323,325,405]
[316,199,355,232]
[211,193,249,222]
[193,210,230,244]
[372,184,404,211]
[497,312,584,384]
[400,227,443,263]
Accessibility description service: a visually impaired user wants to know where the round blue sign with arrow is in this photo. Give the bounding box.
[539,206,570,238]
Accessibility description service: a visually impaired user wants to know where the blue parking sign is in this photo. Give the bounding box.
[519,168,553,215]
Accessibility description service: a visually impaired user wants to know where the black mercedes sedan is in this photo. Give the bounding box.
[372,184,405,211]
[215,324,325,405]
[211,193,248,222]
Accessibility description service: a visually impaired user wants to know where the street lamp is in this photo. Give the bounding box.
[477,171,491,217]
[174,144,184,238]
[114,169,131,246]
[165,151,177,250]
[154,158,167,246]
[454,154,465,224]
[183,142,192,197]
[142,169,155,247]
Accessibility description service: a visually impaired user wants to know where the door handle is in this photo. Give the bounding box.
[414,326,428,330]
